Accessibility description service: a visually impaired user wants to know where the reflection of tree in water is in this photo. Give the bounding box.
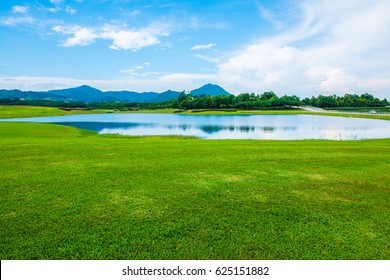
[262,126,274,132]
[239,126,255,133]
[200,125,257,134]
[198,125,298,135]
[200,125,225,134]
[179,124,191,131]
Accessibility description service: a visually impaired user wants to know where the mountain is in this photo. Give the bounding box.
[0,89,64,100]
[101,90,183,102]
[47,85,103,102]
[154,90,183,102]
[0,84,230,103]
[102,91,160,102]
[0,85,181,103]
[190,83,231,97]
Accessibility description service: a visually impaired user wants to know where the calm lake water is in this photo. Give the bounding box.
[2,113,390,140]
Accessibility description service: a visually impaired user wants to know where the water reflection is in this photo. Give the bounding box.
[55,122,301,136]
[52,120,388,140]
[1,113,390,140]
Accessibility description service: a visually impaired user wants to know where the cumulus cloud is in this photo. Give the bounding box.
[53,25,98,47]
[191,43,215,50]
[100,25,165,51]
[215,0,390,97]
[52,24,168,51]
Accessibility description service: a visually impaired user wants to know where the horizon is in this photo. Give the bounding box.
[1,0,390,98]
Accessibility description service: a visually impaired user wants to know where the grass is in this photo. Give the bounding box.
[0,119,389,260]
[0,105,389,259]
[0,105,111,118]
[328,107,390,113]
[1,105,389,121]
[134,108,390,120]
[306,111,390,121]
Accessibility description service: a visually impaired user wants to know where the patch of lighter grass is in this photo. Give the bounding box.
[306,173,326,180]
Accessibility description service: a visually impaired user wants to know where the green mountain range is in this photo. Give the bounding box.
[0,84,231,103]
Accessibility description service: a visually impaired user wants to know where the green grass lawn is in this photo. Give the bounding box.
[0,120,389,259]
[124,108,390,120]
[0,105,111,118]
[1,105,389,121]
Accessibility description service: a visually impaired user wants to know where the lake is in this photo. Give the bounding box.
[2,113,390,140]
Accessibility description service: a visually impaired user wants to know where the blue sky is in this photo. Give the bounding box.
[0,0,389,98]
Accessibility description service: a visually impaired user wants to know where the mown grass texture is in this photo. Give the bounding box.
[0,121,389,259]
[0,105,110,118]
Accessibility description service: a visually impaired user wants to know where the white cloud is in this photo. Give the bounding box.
[1,5,35,26]
[119,62,152,76]
[46,0,76,14]
[50,0,64,5]
[119,69,138,75]
[52,24,168,51]
[65,7,77,15]
[214,0,390,97]
[191,43,215,50]
[100,25,165,51]
[195,54,221,64]
[47,8,58,13]
[12,5,29,14]
[53,25,98,47]
[120,65,144,75]
[258,5,282,29]
[0,16,35,26]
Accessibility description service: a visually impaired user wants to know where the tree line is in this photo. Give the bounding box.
[0,92,387,110]
[164,92,388,109]
[302,93,388,108]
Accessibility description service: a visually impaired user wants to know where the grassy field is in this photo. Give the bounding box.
[307,111,390,121]
[0,105,110,118]
[1,105,389,121]
[130,108,390,120]
[0,105,389,259]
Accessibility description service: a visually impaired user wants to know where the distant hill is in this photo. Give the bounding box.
[0,85,182,103]
[47,85,103,102]
[0,83,231,103]
[190,83,231,97]
[0,89,64,100]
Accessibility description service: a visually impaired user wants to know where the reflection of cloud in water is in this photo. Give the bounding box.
[62,122,388,140]
[53,122,156,131]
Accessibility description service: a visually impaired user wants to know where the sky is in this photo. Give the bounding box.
[0,0,389,98]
